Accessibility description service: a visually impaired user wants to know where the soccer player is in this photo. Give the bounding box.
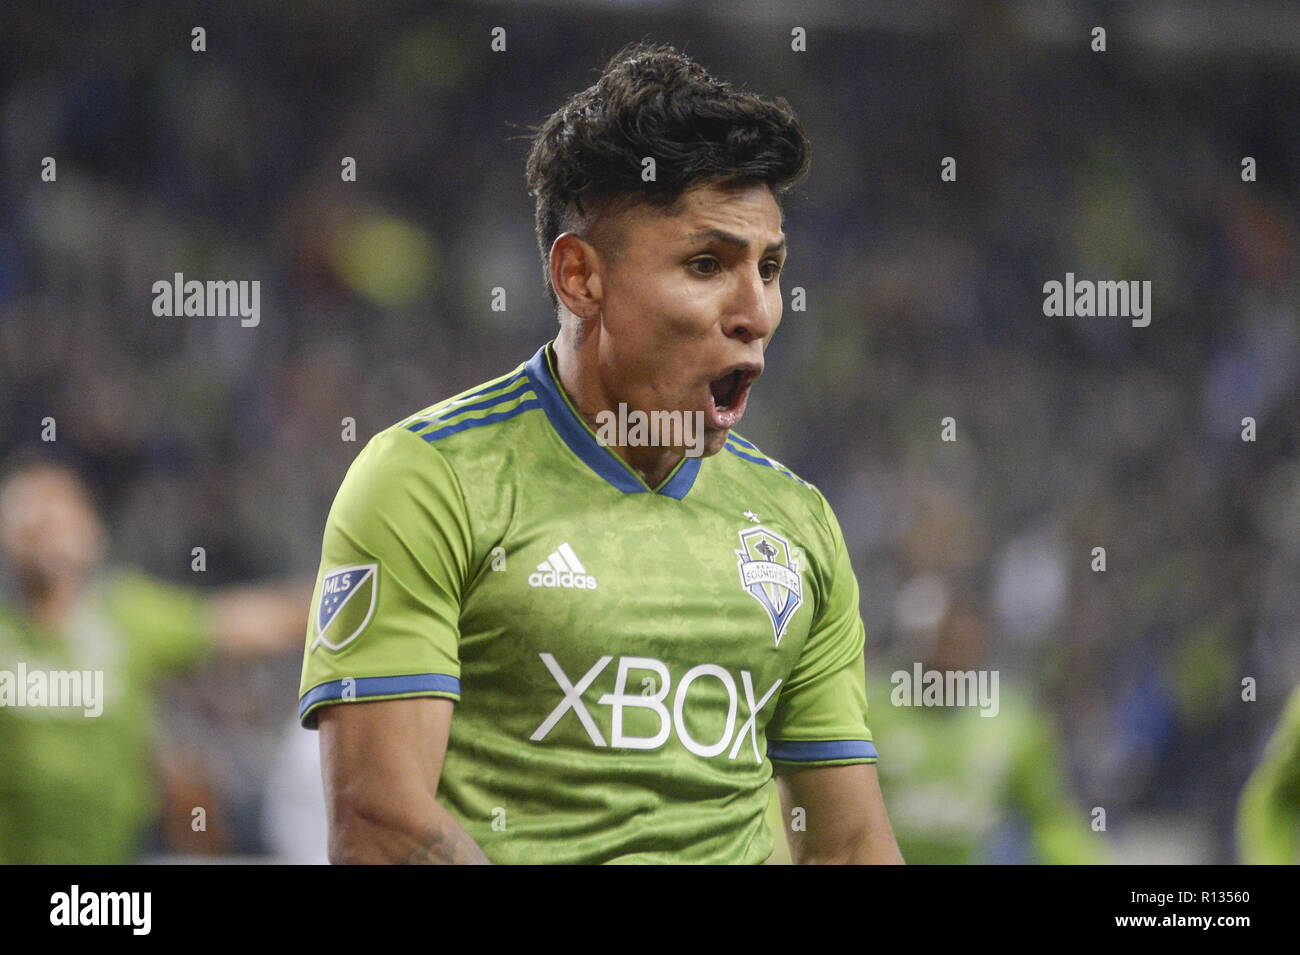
[300,42,904,864]
[865,612,1107,864]
[0,457,311,863]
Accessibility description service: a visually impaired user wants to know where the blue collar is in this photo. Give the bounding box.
[524,342,701,500]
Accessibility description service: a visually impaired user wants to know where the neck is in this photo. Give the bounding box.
[553,322,684,489]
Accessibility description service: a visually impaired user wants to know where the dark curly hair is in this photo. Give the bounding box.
[525,42,811,311]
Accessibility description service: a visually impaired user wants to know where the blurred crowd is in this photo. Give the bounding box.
[0,2,1296,862]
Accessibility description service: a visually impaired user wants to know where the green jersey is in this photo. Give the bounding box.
[1238,685,1300,864]
[865,677,1104,864]
[298,341,877,864]
[0,571,212,863]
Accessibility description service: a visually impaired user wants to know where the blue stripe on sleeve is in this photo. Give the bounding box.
[767,739,879,762]
[725,443,775,469]
[299,673,461,720]
[421,400,540,442]
[406,376,531,435]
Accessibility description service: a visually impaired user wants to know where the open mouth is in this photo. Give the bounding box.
[707,368,758,429]
[710,370,744,410]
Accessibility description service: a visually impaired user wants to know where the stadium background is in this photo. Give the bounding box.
[1,0,1297,862]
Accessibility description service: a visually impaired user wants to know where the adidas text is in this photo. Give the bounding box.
[529,542,597,590]
[529,569,598,589]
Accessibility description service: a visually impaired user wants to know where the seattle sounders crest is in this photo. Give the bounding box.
[736,527,803,646]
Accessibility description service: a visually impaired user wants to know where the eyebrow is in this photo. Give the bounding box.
[681,228,786,256]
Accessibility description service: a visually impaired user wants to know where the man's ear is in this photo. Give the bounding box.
[549,232,604,322]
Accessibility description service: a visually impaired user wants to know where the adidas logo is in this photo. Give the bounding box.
[528,542,598,590]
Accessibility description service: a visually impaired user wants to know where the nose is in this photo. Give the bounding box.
[721,268,779,345]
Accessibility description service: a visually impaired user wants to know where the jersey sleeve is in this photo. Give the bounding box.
[765,491,877,767]
[105,571,214,680]
[298,427,473,728]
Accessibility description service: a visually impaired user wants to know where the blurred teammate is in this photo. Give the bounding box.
[300,43,903,864]
[1237,685,1300,864]
[0,457,310,863]
[862,606,1106,864]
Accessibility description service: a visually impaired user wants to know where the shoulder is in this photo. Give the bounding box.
[98,568,199,609]
[716,431,836,534]
[93,569,211,663]
[342,359,540,491]
[719,431,816,490]
[395,360,539,449]
[326,358,552,552]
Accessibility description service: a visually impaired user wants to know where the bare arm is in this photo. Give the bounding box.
[318,696,490,864]
[774,762,904,864]
[204,579,315,655]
